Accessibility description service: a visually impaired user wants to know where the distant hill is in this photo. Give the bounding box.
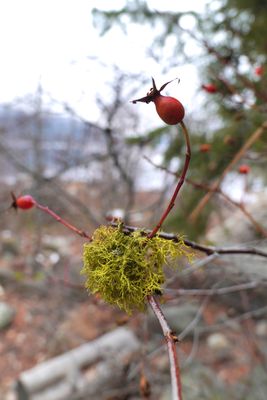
[0,105,106,183]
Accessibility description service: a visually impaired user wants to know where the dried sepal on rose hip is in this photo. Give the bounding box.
[10,192,36,210]
[131,78,185,125]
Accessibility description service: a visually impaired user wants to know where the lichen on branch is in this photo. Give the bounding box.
[81,226,192,313]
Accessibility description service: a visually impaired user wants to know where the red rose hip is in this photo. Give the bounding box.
[202,84,218,94]
[11,193,36,210]
[199,143,211,153]
[238,164,250,174]
[132,78,185,125]
[255,66,264,76]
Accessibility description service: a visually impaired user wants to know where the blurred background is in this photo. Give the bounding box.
[0,0,267,399]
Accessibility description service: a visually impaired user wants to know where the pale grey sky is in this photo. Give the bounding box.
[0,0,251,198]
[0,0,206,124]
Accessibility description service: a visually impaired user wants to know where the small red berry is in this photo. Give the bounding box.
[199,143,211,153]
[154,95,184,125]
[11,193,36,210]
[202,84,218,94]
[255,66,264,76]
[238,164,250,175]
[131,78,184,125]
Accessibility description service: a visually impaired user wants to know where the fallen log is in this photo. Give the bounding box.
[16,327,140,400]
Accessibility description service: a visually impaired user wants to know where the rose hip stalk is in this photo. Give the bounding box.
[129,75,190,400]
[132,78,190,400]
[132,78,191,238]
[10,192,91,240]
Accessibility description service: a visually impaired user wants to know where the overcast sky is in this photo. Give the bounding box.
[0,1,251,197]
[0,0,207,124]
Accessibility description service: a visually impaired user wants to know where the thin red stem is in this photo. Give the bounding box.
[147,121,191,238]
[147,295,182,400]
[35,202,92,241]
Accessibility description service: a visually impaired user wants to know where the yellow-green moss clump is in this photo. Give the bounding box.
[82,226,192,314]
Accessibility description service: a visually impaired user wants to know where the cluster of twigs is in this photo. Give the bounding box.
[3,40,266,398]
[10,115,266,399]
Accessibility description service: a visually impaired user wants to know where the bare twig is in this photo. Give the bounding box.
[178,296,210,342]
[179,253,219,276]
[144,156,267,238]
[198,305,267,334]
[147,295,182,400]
[145,121,191,398]
[184,329,200,366]
[234,202,267,238]
[148,121,191,238]
[239,290,267,373]
[0,140,101,226]
[166,280,265,296]
[135,109,188,389]
[189,121,267,222]
[110,222,267,258]
[35,202,92,241]
[103,127,135,224]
